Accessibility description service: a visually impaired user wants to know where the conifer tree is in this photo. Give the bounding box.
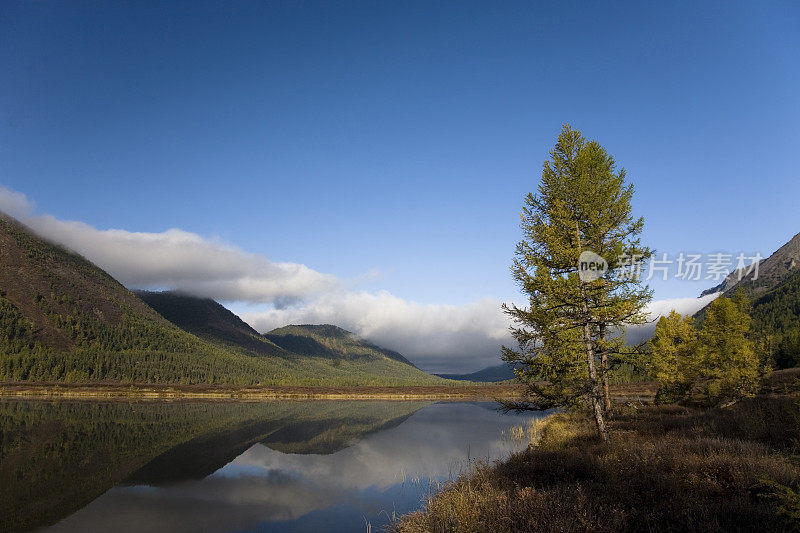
[697,290,761,404]
[650,310,699,403]
[651,292,764,406]
[503,124,651,440]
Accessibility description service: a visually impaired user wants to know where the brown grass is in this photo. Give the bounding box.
[393,370,800,532]
[0,380,654,403]
[0,381,527,401]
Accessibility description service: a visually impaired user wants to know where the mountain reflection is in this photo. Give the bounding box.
[1,401,539,533]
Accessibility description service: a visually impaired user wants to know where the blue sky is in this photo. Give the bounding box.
[1,1,798,371]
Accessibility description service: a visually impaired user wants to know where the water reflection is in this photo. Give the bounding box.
[1,400,541,532]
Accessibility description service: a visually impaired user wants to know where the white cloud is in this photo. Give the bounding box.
[243,290,514,373]
[644,293,720,318]
[244,292,722,373]
[0,185,721,374]
[0,186,337,304]
[0,186,31,215]
[1,185,512,372]
[625,292,720,344]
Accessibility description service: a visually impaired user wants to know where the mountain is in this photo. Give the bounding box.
[748,269,800,367]
[701,231,800,296]
[137,292,433,378]
[0,212,444,385]
[437,363,517,382]
[0,212,236,382]
[697,231,800,368]
[0,212,166,354]
[136,290,291,357]
[265,324,418,368]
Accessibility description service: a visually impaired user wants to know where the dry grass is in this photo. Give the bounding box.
[393,370,800,532]
[0,381,526,401]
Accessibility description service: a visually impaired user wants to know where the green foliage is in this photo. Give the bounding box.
[0,344,444,386]
[0,293,40,354]
[750,269,800,369]
[504,325,588,408]
[502,124,651,423]
[607,362,652,384]
[649,310,698,403]
[757,478,800,531]
[698,291,762,404]
[651,291,763,405]
[696,268,800,370]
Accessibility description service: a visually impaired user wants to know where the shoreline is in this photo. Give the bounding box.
[0,381,528,402]
[392,372,800,532]
[7,375,797,531]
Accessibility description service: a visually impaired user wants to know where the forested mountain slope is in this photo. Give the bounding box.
[265,324,418,368]
[136,290,292,358]
[0,212,444,385]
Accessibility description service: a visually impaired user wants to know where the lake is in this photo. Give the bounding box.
[1,400,543,532]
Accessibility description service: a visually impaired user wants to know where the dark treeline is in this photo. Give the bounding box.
[750,269,800,368]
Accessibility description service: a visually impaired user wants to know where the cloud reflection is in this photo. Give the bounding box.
[47,403,541,533]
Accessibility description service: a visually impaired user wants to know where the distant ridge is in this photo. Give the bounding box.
[265,324,418,368]
[136,290,292,358]
[437,363,516,382]
[139,293,422,369]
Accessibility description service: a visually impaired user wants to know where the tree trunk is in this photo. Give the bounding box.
[583,321,608,441]
[601,351,611,413]
[600,324,611,413]
[575,220,608,442]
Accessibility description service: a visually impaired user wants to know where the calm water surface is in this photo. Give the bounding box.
[1,400,543,532]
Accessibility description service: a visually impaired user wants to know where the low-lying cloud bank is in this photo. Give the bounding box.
[0,187,337,304]
[242,291,513,373]
[0,185,722,374]
[625,293,720,345]
[244,292,721,373]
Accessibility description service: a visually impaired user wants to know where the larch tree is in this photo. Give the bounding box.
[502,124,652,441]
[650,291,764,406]
[697,290,762,405]
[649,310,699,404]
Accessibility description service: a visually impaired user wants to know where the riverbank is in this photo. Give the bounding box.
[0,381,657,402]
[393,369,800,532]
[0,381,529,401]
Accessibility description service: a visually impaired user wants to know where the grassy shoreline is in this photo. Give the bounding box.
[393,369,800,532]
[0,381,528,402]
